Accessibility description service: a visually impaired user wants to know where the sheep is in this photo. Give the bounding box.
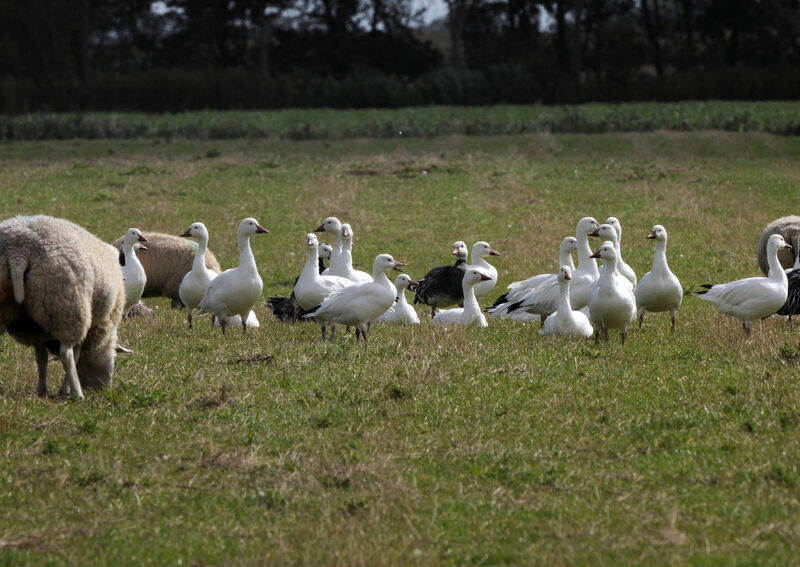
[0,215,125,399]
[111,231,221,308]
[757,216,800,275]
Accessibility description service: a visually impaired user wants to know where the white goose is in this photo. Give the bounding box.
[467,241,500,300]
[120,228,148,314]
[589,223,635,291]
[588,241,636,345]
[694,233,791,334]
[488,236,577,320]
[178,222,259,331]
[539,266,593,338]
[374,274,421,325]
[635,224,682,331]
[332,223,373,283]
[605,217,637,288]
[433,268,492,327]
[303,254,406,344]
[197,218,268,335]
[315,217,344,275]
[515,217,600,317]
[293,233,355,339]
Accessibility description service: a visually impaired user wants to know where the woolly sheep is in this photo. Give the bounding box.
[0,215,125,399]
[757,216,800,275]
[112,231,221,308]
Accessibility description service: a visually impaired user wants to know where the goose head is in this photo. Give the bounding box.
[560,236,578,254]
[180,222,208,241]
[576,217,600,237]
[452,240,468,260]
[123,228,148,250]
[471,241,501,259]
[605,217,622,239]
[373,254,406,274]
[767,233,792,253]
[239,217,269,236]
[588,224,619,246]
[590,241,619,262]
[305,232,319,251]
[341,223,353,243]
[314,217,342,234]
[318,243,333,260]
[647,225,668,241]
[463,268,493,286]
[559,265,572,282]
[394,273,419,291]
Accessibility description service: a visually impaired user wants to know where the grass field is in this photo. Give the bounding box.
[1,131,800,565]
[3,101,800,141]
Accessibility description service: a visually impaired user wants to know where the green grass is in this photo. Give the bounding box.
[3,101,800,141]
[1,132,800,564]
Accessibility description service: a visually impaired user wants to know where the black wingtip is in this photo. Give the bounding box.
[700,284,713,289]
[492,293,509,307]
[506,300,524,313]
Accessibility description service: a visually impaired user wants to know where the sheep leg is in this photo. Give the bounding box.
[35,344,48,397]
[58,345,84,400]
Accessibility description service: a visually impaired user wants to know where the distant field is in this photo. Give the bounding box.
[3,101,800,141]
[1,132,800,565]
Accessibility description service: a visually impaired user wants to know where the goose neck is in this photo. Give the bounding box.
[558,280,572,313]
[461,282,481,316]
[767,243,788,282]
[238,233,257,271]
[559,249,575,271]
[192,234,209,272]
[576,232,599,276]
[651,239,669,273]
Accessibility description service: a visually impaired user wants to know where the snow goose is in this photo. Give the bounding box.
[265,242,333,322]
[539,266,593,337]
[589,223,636,291]
[694,233,791,334]
[303,254,406,344]
[467,241,501,300]
[374,274,421,324]
[512,217,600,318]
[293,233,355,338]
[197,218,268,335]
[588,241,636,345]
[776,268,800,327]
[329,223,373,283]
[414,240,469,318]
[487,236,577,320]
[634,225,682,331]
[604,217,636,287]
[120,228,148,314]
[433,268,492,327]
[315,217,343,274]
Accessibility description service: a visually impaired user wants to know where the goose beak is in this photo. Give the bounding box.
[479,273,492,281]
[180,228,192,238]
[451,248,460,255]
[393,261,407,272]
[138,244,148,251]
[138,234,148,243]
[565,273,572,280]
[489,249,501,256]
[590,250,601,258]
[306,237,314,247]
[588,228,600,237]
[342,227,350,238]
[646,232,656,239]
[408,279,419,291]
[786,243,793,251]
[313,223,325,232]
[256,225,269,234]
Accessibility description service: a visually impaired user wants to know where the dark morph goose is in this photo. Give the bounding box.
[413,241,468,318]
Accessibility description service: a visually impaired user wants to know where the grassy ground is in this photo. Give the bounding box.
[1,132,800,565]
[3,101,800,141]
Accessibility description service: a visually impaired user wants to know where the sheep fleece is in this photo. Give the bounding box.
[112,232,221,302]
[0,215,125,386]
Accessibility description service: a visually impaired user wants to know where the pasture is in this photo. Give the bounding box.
[1,131,800,565]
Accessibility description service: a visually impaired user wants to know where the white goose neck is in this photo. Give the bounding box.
[559,248,575,271]
[576,231,599,277]
[192,232,209,272]
[767,242,788,282]
[462,282,481,316]
[557,280,572,313]
[304,245,320,278]
[652,238,669,273]
[238,232,257,272]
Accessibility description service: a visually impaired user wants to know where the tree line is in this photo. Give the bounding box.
[1,0,799,112]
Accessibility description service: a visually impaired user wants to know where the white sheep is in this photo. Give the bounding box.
[112,231,222,308]
[757,216,800,275]
[0,215,125,399]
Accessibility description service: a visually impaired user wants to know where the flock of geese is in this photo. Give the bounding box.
[119,215,799,345]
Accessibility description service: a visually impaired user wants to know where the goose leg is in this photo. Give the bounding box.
[220,318,227,335]
[320,322,327,341]
[790,315,794,329]
[742,321,751,335]
[211,315,216,330]
[594,328,600,344]
[670,310,677,332]
[430,307,436,319]
[330,324,337,339]
[603,326,609,342]
[637,308,645,330]
[187,311,193,330]
[35,344,48,397]
[621,330,627,346]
